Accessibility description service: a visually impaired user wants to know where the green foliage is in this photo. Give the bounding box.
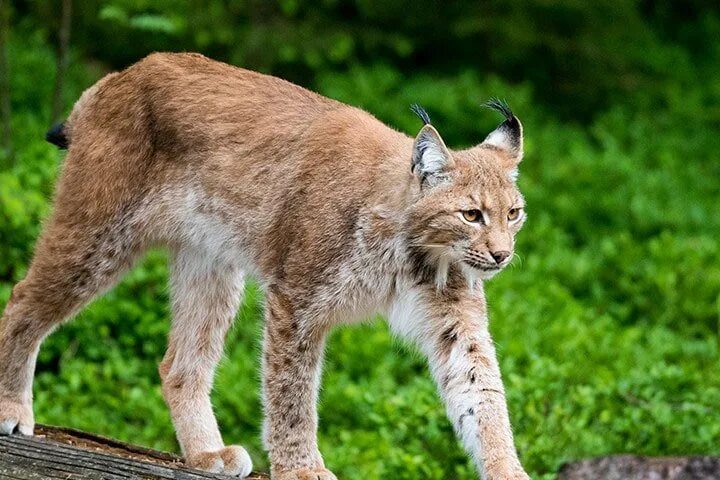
[13,0,720,118]
[2,4,720,479]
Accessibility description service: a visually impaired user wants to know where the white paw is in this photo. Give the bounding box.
[187,445,253,477]
[0,397,34,436]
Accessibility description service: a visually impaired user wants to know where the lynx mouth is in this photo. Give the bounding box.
[465,261,500,272]
[462,257,506,274]
[460,259,503,281]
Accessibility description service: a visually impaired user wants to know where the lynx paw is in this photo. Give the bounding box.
[488,466,530,480]
[504,472,530,480]
[0,397,34,436]
[273,467,338,480]
[187,445,253,477]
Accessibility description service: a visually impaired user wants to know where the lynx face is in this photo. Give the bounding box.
[407,100,525,286]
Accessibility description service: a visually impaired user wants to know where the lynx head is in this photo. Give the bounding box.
[406,100,526,287]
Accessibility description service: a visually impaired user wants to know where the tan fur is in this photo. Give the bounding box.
[0,53,529,479]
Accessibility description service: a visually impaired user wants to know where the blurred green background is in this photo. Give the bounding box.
[1,1,719,479]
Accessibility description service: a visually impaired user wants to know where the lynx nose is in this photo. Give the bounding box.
[490,251,511,264]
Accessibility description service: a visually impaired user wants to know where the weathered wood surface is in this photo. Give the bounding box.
[0,424,269,480]
[559,455,720,480]
[6,426,717,480]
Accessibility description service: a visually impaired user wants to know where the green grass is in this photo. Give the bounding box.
[1,33,719,480]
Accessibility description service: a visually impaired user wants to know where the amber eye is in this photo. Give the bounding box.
[462,210,482,223]
[508,208,522,221]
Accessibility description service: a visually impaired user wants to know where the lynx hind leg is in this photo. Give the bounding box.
[159,248,251,477]
[0,200,146,435]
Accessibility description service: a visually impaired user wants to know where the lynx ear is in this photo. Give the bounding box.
[482,98,523,163]
[410,105,454,186]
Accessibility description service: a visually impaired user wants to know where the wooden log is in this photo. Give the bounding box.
[0,424,269,479]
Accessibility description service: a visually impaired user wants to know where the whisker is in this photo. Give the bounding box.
[410,243,446,249]
[511,252,523,266]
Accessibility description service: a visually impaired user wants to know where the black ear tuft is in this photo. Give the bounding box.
[483,98,514,122]
[481,98,523,159]
[410,104,431,125]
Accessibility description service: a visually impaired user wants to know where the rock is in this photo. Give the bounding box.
[558,455,720,480]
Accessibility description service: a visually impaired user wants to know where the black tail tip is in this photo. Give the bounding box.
[46,122,68,149]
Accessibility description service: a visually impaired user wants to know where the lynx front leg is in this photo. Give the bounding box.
[159,249,252,477]
[436,323,529,480]
[262,286,336,480]
[390,286,529,480]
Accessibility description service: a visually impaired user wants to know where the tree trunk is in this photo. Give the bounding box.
[0,0,12,165]
[50,0,72,126]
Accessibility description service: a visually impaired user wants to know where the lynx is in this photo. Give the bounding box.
[0,53,529,479]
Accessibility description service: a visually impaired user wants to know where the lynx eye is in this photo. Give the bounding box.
[508,208,522,222]
[462,210,482,223]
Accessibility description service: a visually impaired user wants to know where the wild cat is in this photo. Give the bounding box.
[0,53,529,479]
